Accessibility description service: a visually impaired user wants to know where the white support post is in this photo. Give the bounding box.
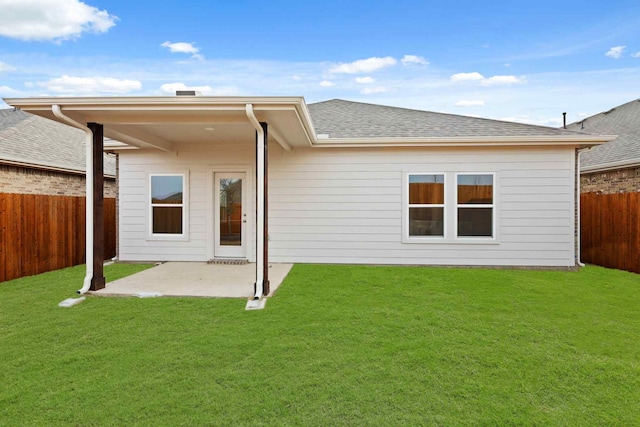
[52,105,94,294]
[246,104,265,299]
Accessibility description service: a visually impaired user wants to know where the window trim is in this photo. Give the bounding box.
[147,172,189,241]
[454,172,496,241]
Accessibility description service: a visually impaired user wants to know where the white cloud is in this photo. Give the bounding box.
[632,51,640,58]
[319,80,335,87]
[480,75,525,86]
[161,41,204,60]
[37,75,141,94]
[355,76,375,84]
[161,41,198,54]
[605,46,625,59]
[401,55,429,66]
[500,116,562,127]
[329,56,397,74]
[0,85,22,96]
[159,82,237,96]
[0,61,16,72]
[0,0,117,41]
[451,72,524,86]
[360,86,389,95]
[455,100,485,107]
[450,72,485,82]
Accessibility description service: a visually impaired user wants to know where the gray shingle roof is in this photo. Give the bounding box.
[308,99,586,138]
[0,109,116,176]
[566,98,640,169]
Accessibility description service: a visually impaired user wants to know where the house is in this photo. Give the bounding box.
[565,97,640,193]
[0,108,117,196]
[3,96,613,297]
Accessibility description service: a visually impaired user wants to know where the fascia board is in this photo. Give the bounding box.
[311,135,617,148]
[4,96,307,109]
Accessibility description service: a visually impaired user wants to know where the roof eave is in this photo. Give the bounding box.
[311,135,616,148]
[3,96,307,108]
[0,158,116,178]
[581,158,640,174]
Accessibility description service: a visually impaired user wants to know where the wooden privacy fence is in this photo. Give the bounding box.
[0,193,116,282]
[581,192,640,274]
[409,183,493,204]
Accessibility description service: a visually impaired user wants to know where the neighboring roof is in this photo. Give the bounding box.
[308,99,589,138]
[566,98,640,172]
[0,108,116,177]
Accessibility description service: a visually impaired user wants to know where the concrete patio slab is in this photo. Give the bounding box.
[93,262,293,298]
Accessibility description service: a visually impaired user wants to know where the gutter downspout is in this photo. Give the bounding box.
[576,148,588,267]
[246,104,264,300]
[52,105,94,294]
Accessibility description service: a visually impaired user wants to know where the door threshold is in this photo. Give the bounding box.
[207,258,249,265]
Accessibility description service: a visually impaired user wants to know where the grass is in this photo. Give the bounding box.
[0,263,639,426]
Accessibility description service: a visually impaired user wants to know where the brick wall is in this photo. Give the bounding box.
[0,164,117,197]
[581,166,640,194]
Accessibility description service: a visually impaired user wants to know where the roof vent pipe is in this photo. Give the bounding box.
[563,112,567,129]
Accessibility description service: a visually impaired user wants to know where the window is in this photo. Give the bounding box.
[150,174,185,235]
[456,174,494,237]
[407,174,445,237]
[403,171,497,243]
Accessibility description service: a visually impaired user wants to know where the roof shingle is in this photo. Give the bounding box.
[308,99,586,139]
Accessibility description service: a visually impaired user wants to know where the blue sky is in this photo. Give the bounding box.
[1,0,640,126]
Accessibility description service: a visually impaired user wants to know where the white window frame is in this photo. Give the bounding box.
[403,172,446,242]
[402,170,499,244]
[455,172,496,241]
[147,172,189,241]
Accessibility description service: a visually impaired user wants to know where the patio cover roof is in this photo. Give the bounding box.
[3,96,317,152]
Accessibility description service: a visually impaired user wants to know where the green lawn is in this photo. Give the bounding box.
[1,263,639,426]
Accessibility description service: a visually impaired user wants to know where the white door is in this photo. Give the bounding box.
[214,172,247,258]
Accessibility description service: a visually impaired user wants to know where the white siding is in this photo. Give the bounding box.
[118,143,577,267]
[118,143,256,262]
[268,145,576,267]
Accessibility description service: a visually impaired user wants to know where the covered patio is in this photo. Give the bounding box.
[93,262,293,298]
[5,95,316,300]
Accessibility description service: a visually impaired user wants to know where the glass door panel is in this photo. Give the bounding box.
[214,173,246,258]
[219,178,242,246]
